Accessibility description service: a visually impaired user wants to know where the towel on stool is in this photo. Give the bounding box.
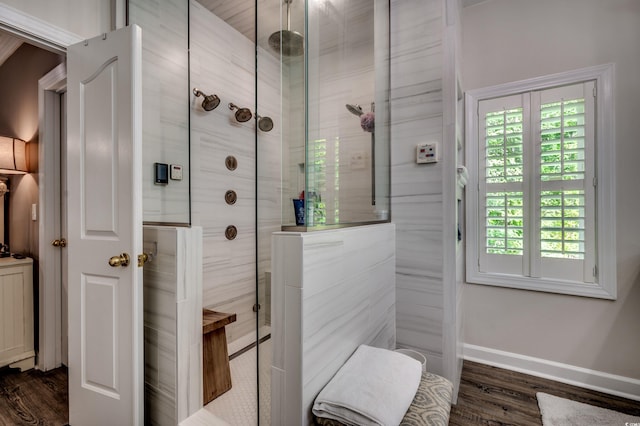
[312,345,422,426]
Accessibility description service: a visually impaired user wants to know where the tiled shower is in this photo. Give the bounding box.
[132,0,463,423]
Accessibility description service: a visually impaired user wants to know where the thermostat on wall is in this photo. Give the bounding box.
[170,164,183,181]
[416,142,437,164]
[154,163,168,184]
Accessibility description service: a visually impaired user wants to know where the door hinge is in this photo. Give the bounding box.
[593,265,598,277]
[593,176,597,187]
[593,86,597,98]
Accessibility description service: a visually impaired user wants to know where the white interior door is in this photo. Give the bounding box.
[66,25,143,426]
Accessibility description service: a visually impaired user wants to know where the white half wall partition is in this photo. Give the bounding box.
[271,223,396,425]
[143,225,203,426]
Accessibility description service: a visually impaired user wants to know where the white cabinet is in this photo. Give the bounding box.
[0,257,34,371]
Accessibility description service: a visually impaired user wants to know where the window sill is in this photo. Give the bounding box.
[466,271,616,300]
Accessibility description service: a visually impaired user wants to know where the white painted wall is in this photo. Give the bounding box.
[462,0,640,381]
[1,0,112,39]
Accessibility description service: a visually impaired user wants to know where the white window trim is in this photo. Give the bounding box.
[465,64,616,299]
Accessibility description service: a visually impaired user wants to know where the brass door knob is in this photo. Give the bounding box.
[138,253,149,267]
[108,253,130,267]
[51,238,67,247]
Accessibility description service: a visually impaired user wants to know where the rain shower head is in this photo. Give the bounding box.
[346,103,364,116]
[269,0,304,57]
[193,88,220,111]
[229,103,253,122]
[257,115,274,132]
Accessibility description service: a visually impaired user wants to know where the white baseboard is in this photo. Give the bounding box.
[463,343,640,402]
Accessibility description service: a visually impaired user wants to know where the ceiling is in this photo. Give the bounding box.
[199,0,489,51]
[0,31,23,68]
[461,0,490,7]
[0,0,489,68]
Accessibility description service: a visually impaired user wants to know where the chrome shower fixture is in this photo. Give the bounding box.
[229,103,253,122]
[193,88,220,111]
[257,115,274,132]
[346,103,364,116]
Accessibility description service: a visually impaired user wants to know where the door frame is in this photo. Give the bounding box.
[0,2,82,374]
[38,63,67,371]
[0,2,126,371]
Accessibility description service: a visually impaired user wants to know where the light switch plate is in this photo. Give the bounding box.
[416,142,437,164]
[170,164,183,180]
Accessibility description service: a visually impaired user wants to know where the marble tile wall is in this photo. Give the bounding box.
[271,224,396,425]
[129,0,191,224]
[190,0,282,351]
[390,0,446,374]
[143,225,203,426]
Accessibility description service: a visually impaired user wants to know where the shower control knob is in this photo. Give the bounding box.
[225,225,238,240]
[225,156,238,171]
[225,190,238,205]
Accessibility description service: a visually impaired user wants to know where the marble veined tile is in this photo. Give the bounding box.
[131,0,191,224]
[271,224,396,425]
[143,226,203,425]
[389,0,452,384]
[190,0,282,350]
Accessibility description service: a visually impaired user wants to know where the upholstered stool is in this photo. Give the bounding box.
[314,372,453,426]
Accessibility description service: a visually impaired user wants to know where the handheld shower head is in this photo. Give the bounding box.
[257,115,274,132]
[229,103,253,122]
[193,88,220,111]
[346,103,364,116]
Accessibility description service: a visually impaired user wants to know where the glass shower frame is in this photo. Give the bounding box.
[282,0,391,230]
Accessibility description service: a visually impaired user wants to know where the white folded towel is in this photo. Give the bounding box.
[312,345,422,426]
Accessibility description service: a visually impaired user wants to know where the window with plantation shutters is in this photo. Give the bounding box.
[466,65,616,299]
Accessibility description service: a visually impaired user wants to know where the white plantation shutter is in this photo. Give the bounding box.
[478,94,528,275]
[533,82,596,283]
[466,65,615,299]
[474,82,597,284]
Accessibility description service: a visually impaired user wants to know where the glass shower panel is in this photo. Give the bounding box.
[129,0,191,224]
[189,0,264,424]
[303,0,390,228]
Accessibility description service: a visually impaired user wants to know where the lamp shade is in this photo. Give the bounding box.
[0,136,28,174]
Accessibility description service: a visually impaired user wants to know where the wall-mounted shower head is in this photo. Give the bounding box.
[346,103,364,116]
[229,103,253,122]
[193,88,220,111]
[257,115,274,132]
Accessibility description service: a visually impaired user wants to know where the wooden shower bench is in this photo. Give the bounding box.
[202,309,236,404]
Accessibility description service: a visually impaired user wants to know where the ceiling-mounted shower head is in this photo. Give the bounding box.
[229,103,253,122]
[346,103,364,116]
[269,0,304,57]
[257,115,274,132]
[193,88,220,111]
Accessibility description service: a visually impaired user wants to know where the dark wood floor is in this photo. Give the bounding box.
[0,365,68,426]
[450,360,640,425]
[1,360,639,425]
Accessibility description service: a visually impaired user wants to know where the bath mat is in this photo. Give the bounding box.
[537,392,640,426]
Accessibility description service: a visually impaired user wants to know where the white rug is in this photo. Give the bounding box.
[537,392,640,426]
